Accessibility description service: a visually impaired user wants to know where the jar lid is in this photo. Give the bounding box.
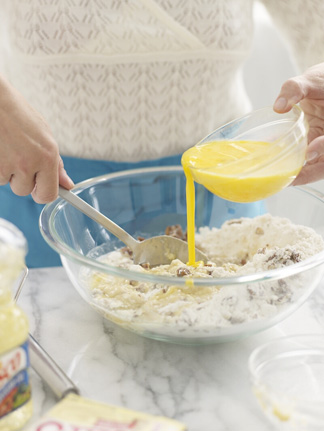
[0,219,27,285]
[0,218,26,251]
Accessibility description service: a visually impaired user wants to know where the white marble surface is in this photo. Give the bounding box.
[17,266,324,430]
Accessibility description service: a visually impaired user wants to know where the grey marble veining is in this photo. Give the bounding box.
[17,267,324,431]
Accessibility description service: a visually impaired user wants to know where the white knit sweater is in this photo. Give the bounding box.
[0,0,323,162]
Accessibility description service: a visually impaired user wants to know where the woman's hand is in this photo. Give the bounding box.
[0,75,74,203]
[274,62,324,185]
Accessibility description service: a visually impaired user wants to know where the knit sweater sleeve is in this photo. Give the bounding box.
[260,0,324,72]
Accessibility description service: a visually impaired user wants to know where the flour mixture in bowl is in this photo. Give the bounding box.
[82,214,324,341]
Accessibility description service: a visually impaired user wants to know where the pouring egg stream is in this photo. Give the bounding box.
[181,139,306,266]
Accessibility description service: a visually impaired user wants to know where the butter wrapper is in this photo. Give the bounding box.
[27,393,186,430]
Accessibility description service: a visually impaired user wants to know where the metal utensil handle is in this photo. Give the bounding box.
[14,267,80,399]
[14,266,29,302]
[29,334,80,399]
[59,186,138,250]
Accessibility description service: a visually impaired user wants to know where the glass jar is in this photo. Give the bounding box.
[0,219,32,430]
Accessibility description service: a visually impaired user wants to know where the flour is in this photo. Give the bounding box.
[83,214,324,336]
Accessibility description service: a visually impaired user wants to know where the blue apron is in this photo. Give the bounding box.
[0,154,264,268]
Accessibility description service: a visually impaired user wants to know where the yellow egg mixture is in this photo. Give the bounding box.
[181,140,304,266]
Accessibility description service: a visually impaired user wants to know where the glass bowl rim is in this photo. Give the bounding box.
[197,104,306,147]
[188,105,308,176]
[39,166,324,287]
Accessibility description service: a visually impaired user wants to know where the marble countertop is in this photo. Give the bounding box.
[18,266,324,430]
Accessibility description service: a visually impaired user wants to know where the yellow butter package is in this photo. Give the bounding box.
[26,393,186,431]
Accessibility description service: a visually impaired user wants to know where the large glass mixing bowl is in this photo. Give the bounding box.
[40,167,324,344]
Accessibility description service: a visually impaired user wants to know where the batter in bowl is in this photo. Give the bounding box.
[83,214,324,333]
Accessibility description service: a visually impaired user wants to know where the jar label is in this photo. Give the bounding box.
[0,340,31,418]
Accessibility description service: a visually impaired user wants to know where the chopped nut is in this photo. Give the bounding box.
[258,244,270,254]
[121,246,133,256]
[140,262,150,269]
[247,287,255,298]
[165,224,186,240]
[227,219,242,225]
[137,236,145,242]
[278,279,287,288]
[265,248,302,269]
[177,267,191,277]
[255,227,264,235]
[129,280,138,286]
[135,286,145,293]
[266,253,277,262]
[291,251,302,263]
